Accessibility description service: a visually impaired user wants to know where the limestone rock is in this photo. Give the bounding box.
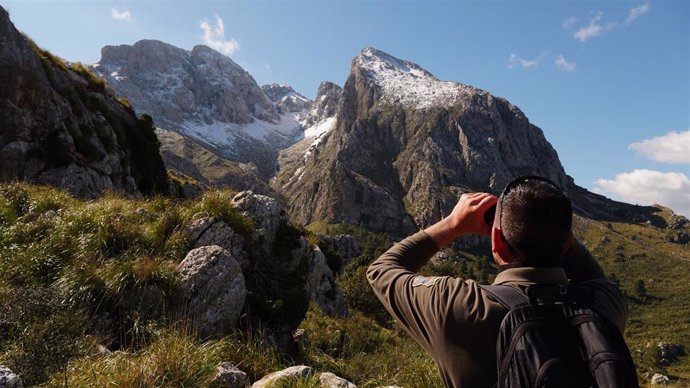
[262,84,311,114]
[251,365,313,388]
[212,362,248,388]
[319,372,357,388]
[308,247,347,317]
[651,373,670,385]
[186,217,248,270]
[0,365,23,388]
[317,234,361,273]
[303,81,343,128]
[231,191,285,247]
[178,245,246,338]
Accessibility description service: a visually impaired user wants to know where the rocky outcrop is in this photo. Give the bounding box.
[178,245,247,339]
[0,7,168,198]
[186,216,249,270]
[307,248,347,317]
[668,214,689,230]
[251,365,313,388]
[273,48,572,235]
[303,82,342,128]
[317,234,361,272]
[231,191,286,248]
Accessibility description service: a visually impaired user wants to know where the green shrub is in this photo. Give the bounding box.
[70,62,106,92]
[187,190,253,240]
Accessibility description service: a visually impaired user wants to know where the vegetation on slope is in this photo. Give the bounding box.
[1,182,688,387]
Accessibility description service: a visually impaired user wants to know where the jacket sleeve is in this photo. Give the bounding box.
[366,231,479,352]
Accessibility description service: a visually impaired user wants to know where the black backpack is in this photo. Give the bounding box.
[481,283,639,388]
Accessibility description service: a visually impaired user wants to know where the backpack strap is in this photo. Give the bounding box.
[480,285,529,310]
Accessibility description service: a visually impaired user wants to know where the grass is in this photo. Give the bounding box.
[2,182,688,386]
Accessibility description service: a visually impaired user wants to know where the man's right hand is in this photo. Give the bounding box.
[425,192,497,248]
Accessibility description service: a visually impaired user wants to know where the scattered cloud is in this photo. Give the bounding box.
[629,130,690,164]
[626,3,650,25]
[554,55,576,72]
[562,17,577,30]
[574,11,604,42]
[200,15,239,55]
[111,7,131,21]
[594,170,690,217]
[508,53,544,69]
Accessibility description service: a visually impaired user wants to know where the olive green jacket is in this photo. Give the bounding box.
[366,231,628,388]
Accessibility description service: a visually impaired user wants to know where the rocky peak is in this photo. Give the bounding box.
[303,81,342,128]
[273,48,571,235]
[262,83,311,114]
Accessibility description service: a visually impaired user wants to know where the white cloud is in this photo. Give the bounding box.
[594,170,690,217]
[574,11,603,42]
[629,130,690,164]
[626,3,650,25]
[200,15,239,55]
[554,55,576,72]
[111,7,131,21]
[562,17,577,29]
[508,53,543,69]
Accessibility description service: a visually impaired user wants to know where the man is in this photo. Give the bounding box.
[367,177,628,388]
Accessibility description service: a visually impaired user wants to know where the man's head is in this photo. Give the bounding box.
[491,176,572,267]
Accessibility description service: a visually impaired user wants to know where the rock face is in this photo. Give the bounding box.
[186,216,249,270]
[0,7,167,197]
[317,234,362,273]
[178,245,247,339]
[307,248,347,317]
[303,81,343,128]
[92,40,301,177]
[273,48,572,235]
[262,84,311,114]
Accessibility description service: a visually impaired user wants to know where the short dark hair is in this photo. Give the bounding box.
[498,179,572,265]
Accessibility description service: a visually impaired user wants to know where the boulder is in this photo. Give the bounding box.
[232,191,285,247]
[186,216,248,269]
[668,231,690,245]
[212,362,248,388]
[0,365,23,388]
[651,373,670,385]
[307,247,347,317]
[319,372,357,388]
[251,365,313,388]
[668,214,689,230]
[178,245,246,338]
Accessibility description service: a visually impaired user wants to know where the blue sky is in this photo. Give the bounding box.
[4,0,689,216]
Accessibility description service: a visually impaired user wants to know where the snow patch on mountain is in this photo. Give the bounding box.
[356,47,477,109]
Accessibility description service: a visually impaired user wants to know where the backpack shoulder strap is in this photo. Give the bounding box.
[480,284,530,310]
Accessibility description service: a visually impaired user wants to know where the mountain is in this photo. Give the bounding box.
[273,48,576,235]
[0,7,167,197]
[92,40,301,177]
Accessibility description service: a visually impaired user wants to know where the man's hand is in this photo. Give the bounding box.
[424,193,497,248]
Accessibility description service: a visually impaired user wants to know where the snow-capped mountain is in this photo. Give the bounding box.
[91,40,304,176]
[272,47,573,235]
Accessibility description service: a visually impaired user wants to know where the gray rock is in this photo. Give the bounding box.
[651,373,670,385]
[668,231,690,245]
[668,214,689,230]
[212,362,248,388]
[187,217,248,270]
[319,372,357,388]
[0,365,23,388]
[317,234,361,273]
[262,84,311,114]
[231,191,285,248]
[251,365,313,388]
[308,247,347,317]
[658,342,685,359]
[178,245,246,338]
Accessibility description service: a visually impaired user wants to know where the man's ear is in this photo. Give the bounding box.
[492,227,512,265]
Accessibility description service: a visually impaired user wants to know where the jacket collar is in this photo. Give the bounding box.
[492,267,568,286]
